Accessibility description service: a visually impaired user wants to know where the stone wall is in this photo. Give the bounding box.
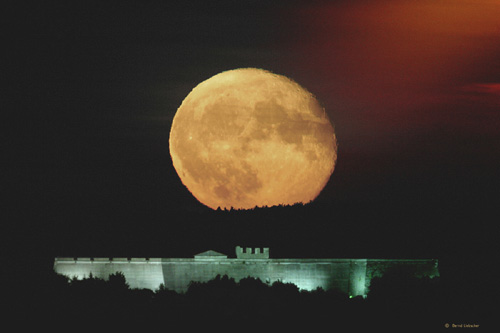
[53,257,164,290]
[365,259,440,292]
[54,256,439,297]
[161,258,356,294]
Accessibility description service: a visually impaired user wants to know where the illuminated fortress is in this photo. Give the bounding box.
[54,247,439,297]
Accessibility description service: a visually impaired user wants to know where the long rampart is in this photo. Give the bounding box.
[53,257,165,290]
[54,257,439,297]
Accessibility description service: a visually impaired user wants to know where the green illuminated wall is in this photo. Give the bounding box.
[54,248,438,297]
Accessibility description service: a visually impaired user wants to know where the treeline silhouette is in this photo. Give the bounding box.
[17,267,473,331]
[40,195,488,263]
[82,199,457,260]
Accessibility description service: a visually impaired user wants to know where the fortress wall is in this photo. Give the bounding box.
[161,259,357,295]
[162,259,233,292]
[349,260,368,297]
[365,259,439,292]
[263,261,351,293]
[54,257,439,297]
[53,258,164,290]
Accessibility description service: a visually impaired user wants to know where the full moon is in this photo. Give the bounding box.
[169,68,337,210]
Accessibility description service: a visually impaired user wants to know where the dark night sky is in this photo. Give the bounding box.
[4,1,499,272]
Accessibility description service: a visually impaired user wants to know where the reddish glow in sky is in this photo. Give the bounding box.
[289,0,500,135]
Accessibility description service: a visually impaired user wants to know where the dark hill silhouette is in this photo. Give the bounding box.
[14,268,473,331]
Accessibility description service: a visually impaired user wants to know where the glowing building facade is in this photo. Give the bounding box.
[53,247,439,297]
